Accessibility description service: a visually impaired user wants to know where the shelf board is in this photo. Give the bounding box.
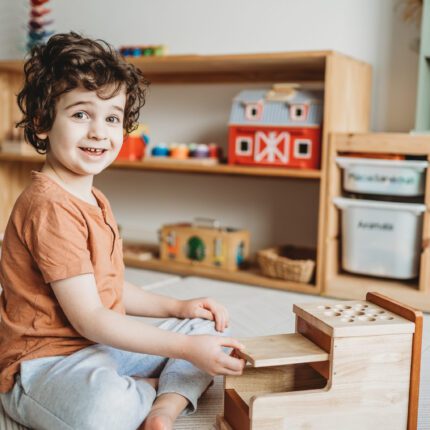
[324,273,430,312]
[123,255,318,294]
[0,152,321,179]
[0,50,335,83]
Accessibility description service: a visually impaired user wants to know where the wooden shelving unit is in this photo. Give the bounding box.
[323,133,430,311]
[0,50,372,294]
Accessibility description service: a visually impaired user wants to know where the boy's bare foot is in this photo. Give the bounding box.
[140,393,189,430]
[142,411,174,430]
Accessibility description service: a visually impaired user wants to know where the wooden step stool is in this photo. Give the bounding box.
[216,293,423,430]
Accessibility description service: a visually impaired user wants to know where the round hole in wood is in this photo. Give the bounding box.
[358,316,376,322]
[324,311,341,317]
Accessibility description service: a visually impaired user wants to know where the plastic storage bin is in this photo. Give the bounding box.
[336,157,428,196]
[333,197,426,279]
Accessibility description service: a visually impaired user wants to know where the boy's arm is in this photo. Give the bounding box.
[122,280,180,318]
[51,273,245,376]
[122,280,230,332]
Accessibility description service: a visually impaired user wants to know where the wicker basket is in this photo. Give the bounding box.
[257,245,316,284]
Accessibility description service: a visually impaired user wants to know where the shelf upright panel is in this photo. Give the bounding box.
[415,0,430,132]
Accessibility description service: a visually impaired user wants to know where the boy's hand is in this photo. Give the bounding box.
[177,297,229,332]
[184,335,246,376]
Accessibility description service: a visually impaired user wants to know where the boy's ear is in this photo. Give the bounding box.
[36,131,48,140]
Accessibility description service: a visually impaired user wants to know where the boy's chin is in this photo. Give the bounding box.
[73,163,110,176]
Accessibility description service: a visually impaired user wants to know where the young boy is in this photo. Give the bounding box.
[0,32,245,430]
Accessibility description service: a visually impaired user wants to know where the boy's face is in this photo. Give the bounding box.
[37,85,126,177]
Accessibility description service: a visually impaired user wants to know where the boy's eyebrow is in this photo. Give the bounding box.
[65,101,124,113]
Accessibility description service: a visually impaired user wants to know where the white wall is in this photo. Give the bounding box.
[0,0,422,251]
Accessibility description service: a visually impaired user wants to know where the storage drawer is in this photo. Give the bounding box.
[336,157,428,196]
[334,197,426,279]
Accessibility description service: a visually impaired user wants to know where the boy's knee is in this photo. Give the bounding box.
[76,372,154,429]
[190,318,232,337]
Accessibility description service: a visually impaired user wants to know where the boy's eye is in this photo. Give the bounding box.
[73,111,89,120]
[107,116,121,124]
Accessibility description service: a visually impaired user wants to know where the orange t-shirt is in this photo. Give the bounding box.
[0,170,125,393]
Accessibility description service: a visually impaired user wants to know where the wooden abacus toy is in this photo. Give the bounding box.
[216,292,422,430]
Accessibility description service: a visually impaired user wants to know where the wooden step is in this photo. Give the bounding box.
[236,333,329,367]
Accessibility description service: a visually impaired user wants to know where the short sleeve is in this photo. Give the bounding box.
[23,200,94,283]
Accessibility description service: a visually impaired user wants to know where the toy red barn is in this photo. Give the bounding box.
[228,84,323,169]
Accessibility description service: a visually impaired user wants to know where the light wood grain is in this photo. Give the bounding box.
[293,300,415,337]
[0,152,322,179]
[316,52,372,296]
[123,256,319,294]
[236,333,329,367]
[366,292,423,430]
[246,331,413,429]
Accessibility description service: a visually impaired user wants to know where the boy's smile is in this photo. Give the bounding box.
[37,85,126,193]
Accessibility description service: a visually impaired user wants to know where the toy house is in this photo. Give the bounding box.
[228,84,323,169]
[159,221,250,271]
[217,292,422,430]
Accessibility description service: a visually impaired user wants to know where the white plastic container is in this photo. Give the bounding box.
[333,197,426,279]
[336,157,428,196]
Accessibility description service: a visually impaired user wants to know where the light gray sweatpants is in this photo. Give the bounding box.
[0,318,222,430]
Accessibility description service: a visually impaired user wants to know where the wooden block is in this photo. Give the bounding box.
[236,333,329,367]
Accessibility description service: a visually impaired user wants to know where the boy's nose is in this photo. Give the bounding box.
[88,119,108,141]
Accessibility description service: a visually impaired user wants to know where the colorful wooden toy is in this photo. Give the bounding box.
[146,142,222,165]
[159,219,250,271]
[228,83,323,169]
[117,124,149,161]
[119,44,168,57]
[27,0,54,52]
[216,292,422,430]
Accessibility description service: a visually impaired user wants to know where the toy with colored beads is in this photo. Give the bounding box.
[27,0,54,52]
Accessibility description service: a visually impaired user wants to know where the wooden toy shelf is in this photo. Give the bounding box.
[323,133,430,312]
[0,152,321,179]
[123,252,319,294]
[0,50,371,295]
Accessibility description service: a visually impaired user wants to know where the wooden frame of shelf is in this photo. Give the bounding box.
[0,50,371,294]
[124,254,319,294]
[0,153,321,179]
[324,132,430,312]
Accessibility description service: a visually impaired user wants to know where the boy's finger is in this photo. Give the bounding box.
[219,337,245,351]
[220,358,246,374]
[221,367,244,376]
[195,308,214,320]
[221,354,246,371]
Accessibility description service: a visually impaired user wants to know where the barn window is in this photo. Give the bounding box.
[294,139,312,159]
[245,102,263,120]
[290,104,308,121]
[235,136,252,156]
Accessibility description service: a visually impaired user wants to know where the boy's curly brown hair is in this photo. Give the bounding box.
[17,32,149,154]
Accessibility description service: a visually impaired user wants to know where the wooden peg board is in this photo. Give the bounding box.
[293,300,415,337]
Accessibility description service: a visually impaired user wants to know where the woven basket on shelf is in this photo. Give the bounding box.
[257,245,316,284]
